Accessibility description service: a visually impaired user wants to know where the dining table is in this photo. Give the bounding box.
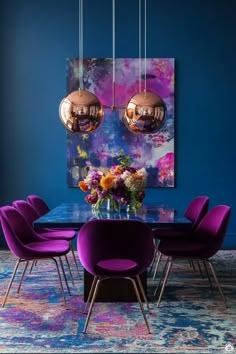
[33,202,192,302]
[33,202,191,229]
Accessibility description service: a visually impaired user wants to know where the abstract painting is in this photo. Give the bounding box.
[66,58,175,187]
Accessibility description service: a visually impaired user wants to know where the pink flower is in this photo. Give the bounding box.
[157,152,174,185]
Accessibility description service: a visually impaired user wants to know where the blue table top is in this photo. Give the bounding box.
[33,203,192,229]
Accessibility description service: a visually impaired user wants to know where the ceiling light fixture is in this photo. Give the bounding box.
[123,0,167,134]
[59,0,104,133]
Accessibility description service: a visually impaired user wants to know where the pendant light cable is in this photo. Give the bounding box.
[144,0,147,95]
[59,0,103,133]
[79,0,84,91]
[112,0,116,109]
[139,0,142,93]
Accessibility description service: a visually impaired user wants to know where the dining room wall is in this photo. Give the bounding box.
[0,0,235,248]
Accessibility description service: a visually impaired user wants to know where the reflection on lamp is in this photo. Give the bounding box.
[59,89,103,133]
[123,91,166,134]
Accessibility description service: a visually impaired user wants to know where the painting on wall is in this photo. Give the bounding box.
[66,58,175,188]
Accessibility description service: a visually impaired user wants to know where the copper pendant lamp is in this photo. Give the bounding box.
[124,91,166,134]
[59,0,103,133]
[123,0,167,134]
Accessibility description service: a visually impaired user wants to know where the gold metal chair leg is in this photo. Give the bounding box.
[148,241,159,275]
[207,260,227,307]
[203,259,213,288]
[29,261,34,274]
[59,257,71,296]
[129,277,151,334]
[136,275,150,312]
[2,259,21,307]
[70,245,80,278]
[17,261,29,293]
[84,275,98,314]
[51,257,67,306]
[152,252,162,280]
[157,259,173,307]
[189,260,197,271]
[154,256,169,296]
[64,254,75,286]
[83,277,101,333]
[29,260,37,274]
[197,261,204,278]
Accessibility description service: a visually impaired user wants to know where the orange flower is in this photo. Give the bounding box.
[113,165,123,175]
[100,174,115,190]
[78,180,89,192]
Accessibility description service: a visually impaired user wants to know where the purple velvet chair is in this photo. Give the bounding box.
[12,200,78,284]
[151,196,209,279]
[12,200,75,239]
[26,195,80,277]
[154,205,231,307]
[0,206,71,307]
[27,194,50,216]
[77,219,155,334]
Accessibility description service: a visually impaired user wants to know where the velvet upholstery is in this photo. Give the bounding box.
[12,199,80,279]
[0,206,70,259]
[158,205,231,258]
[27,195,78,233]
[183,196,210,230]
[155,205,231,307]
[27,195,50,216]
[12,200,75,240]
[153,196,209,240]
[0,205,71,307]
[77,218,155,333]
[78,219,154,277]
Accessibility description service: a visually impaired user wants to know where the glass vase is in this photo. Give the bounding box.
[106,196,119,212]
[126,192,142,213]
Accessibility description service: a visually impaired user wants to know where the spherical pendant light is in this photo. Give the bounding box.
[59,89,104,133]
[59,0,103,133]
[123,91,167,134]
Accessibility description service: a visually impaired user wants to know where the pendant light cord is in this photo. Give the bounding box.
[112,0,116,109]
[139,0,142,93]
[144,0,147,95]
[79,0,84,90]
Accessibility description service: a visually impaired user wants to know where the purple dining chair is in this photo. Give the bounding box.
[12,200,78,284]
[27,194,50,216]
[26,195,80,277]
[151,196,210,279]
[77,219,155,334]
[154,205,231,307]
[0,206,71,307]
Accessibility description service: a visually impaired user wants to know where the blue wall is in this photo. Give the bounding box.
[0,0,235,248]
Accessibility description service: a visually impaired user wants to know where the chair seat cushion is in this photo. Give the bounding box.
[96,258,138,272]
[25,240,70,257]
[38,230,76,241]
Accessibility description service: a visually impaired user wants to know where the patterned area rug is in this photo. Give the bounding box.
[0,250,235,353]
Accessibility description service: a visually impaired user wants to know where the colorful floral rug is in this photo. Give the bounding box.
[0,250,235,353]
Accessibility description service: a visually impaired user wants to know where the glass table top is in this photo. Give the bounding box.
[33,203,192,229]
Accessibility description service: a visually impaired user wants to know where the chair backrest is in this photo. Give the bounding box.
[195,205,231,257]
[77,219,155,276]
[12,200,39,225]
[0,206,40,258]
[27,195,50,216]
[184,196,209,230]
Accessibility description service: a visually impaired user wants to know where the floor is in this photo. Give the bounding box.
[0,250,235,353]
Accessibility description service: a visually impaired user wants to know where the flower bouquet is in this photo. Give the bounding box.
[78,150,147,212]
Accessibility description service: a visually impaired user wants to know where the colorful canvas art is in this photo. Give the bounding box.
[66,58,175,188]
